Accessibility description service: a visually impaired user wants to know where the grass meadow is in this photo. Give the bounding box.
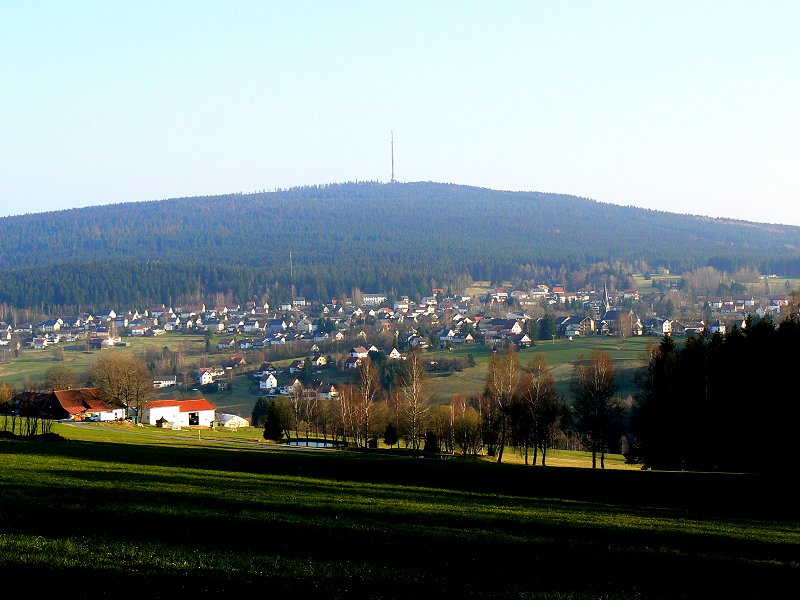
[0,333,207,390]
[1,423,798,598]
[426,337,653,400]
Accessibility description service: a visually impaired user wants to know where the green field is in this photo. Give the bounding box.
[1,425,798,598]
[745,277,800,295]
[631,274,683,296]
[0,333,207,390]
[426,336,653,400]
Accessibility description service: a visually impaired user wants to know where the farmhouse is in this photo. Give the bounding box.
[145,399,216,427]
[9,388,125,421]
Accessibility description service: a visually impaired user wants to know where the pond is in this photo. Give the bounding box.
[287,440,340,448]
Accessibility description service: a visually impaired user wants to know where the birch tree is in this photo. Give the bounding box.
[570,351,621,469]
[485,347,521,464]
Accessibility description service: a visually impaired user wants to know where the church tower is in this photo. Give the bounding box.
[602,282,612,316]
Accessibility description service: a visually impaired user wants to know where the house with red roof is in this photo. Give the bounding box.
[144,398,216,427]
[10,388,125,421]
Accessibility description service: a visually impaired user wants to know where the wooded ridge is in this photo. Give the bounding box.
[2,182,799,308]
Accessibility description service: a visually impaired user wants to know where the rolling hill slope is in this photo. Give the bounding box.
[1,181,798,308]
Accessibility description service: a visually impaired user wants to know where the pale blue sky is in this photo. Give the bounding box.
[2,1,799,225]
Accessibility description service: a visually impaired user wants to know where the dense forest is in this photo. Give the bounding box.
[632,315,800,473]
[2,182,800,309]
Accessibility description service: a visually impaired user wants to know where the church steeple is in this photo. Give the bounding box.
[602,282,612,315]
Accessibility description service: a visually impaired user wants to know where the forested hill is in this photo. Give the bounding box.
[1,181,799,309]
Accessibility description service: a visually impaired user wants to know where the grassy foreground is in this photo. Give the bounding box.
[1,426,798,599]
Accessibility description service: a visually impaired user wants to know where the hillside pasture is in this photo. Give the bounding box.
[426,336,653,399]
[0,427,797,598]
[0,333,208,389]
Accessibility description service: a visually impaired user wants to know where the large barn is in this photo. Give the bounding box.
[144,399,216,427]
[9,388,125,421]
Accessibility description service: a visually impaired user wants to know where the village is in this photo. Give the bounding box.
[0,274,793,414]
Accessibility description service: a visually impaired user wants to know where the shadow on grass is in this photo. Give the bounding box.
[1,437,797,519]
[2,438,800,598]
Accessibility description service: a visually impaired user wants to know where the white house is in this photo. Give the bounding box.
[386,347,403,360]
[710,320,727,335]
[145,399,216,427]
[259,373,278,391]
[198,369,215,386]
[153,375,177,389]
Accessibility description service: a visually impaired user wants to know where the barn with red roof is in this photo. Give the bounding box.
[9,388,125,421]
[144,398,216,427]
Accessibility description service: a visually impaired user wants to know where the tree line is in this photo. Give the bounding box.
[254,347,625,467]
[630,313,800,473]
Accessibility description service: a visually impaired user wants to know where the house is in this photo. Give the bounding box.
[362,293,387,306]
[317,383,338,399]
[204,319,226,332]
[267,319,287,333]
[350,346,369,358]
[288,359,305,374]
[145,399,216,427]
[259,373,278,391]
[32,337,51,349]
[511,333,533,348]
[229,355,247,368]
[344,356,363,370]
[295,318,314,333]
[242,319,261,333]
[394,299,410,311]
[38,318,63,333]
[197,368,215,386]
[311,354,328,367]
[683,322,706,337]
[643,318,672,336]
[709,320,727,335]
[11,388,125,421]
[153,375,177,389]
[386,347,403,360]
[485,318,523,335]
[255,362,279,377]
[558,316,595,338]
[407,335,430,350]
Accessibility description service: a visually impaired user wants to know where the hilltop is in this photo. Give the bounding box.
[2,181,799,308]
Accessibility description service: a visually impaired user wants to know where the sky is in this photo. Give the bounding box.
[2,1,799,225]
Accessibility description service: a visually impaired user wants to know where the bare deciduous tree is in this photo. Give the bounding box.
[45,364,80,391]
[518,355,564,466]
[89,354,155,422]
[357,357,381,447]
[570,351,622,469]
[485,347,521,463]
[399,351,430,452]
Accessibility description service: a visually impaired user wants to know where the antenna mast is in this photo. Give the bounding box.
[390,131,395,183]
